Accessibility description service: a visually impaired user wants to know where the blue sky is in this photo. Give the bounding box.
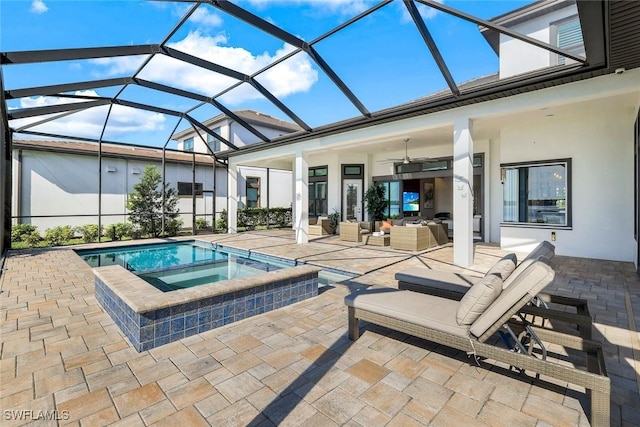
[1,0,534,147]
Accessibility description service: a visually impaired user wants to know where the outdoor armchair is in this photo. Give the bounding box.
[339,221,371,242]
[308,216,332,235]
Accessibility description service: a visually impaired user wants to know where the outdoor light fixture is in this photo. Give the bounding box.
[499,168,506,184]
[106,165,117,173]
[132,168,141,175]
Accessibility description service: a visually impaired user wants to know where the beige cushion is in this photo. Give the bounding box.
[485,253,517,281]
[522,241,555,263]
[405,223,422,228]
[456,275,502,326]
[470,257,554,339]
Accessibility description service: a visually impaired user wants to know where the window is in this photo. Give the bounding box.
[501,159,570,226]
[207,128,222,152]
[309,166,328,216]
[178,182,203,196]
[378,181,400,218]
[246,177,260,208]
[183,137,194,152]
[553,15,585,65]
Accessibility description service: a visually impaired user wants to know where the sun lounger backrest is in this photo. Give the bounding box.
[521,241,555,263]
[469,256,555,340]
[484,253,517,281]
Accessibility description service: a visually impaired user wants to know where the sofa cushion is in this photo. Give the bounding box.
[405,223,422,228]
[456,274,502,326]
[485,253,517,281]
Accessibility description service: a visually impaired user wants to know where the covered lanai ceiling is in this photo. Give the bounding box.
[1,0,611,161]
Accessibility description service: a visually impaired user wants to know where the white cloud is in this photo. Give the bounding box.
[92,31,318,104]
[245,0,370,15]
[400,0,443,23]
[30,0,48,14]
[190,7,223,27]
[10,91,165,138]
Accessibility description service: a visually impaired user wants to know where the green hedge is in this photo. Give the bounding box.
[237,207,292,229]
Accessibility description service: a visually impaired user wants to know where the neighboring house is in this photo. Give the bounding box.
[11,139,216,231]
[170,110,300,210]
[219,0,640,268]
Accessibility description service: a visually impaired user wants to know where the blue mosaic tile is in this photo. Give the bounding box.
[170,316,185,333]
[154,320,170,338]
[96,267,318,353]
[185,313,198,330]
[140,325,154,343]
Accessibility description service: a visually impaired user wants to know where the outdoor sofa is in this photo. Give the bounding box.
[344,255,609,427]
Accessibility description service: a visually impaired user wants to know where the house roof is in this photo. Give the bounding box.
[170,109,302,140]
[13,139,215,166]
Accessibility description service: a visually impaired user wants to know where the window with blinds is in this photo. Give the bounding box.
[555,16,585,65]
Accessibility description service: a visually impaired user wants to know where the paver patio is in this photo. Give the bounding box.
[1,230,639,426]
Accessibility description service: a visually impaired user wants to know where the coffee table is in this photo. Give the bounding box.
[365,234,390,246]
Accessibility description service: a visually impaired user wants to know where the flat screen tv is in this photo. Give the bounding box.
[402,191,420,212]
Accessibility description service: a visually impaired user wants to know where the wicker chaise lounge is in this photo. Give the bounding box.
[345,257,609,427]
[395,241,593,338]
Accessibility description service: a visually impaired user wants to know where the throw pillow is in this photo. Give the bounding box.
[456,275,502,326]
[485,253,517,281]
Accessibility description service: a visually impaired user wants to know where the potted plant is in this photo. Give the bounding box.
[328,208,341,234]
[364,183,387,232]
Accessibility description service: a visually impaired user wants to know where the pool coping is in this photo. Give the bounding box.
[94,263,322,314]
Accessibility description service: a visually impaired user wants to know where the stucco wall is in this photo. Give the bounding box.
[499,4,577,78]
[499,104,637,261]
[13,150,215,231]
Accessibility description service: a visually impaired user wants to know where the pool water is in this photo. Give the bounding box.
[78,241,352,292]
[78,241,291,292]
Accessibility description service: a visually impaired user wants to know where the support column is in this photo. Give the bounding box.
[294,149,309,244]
[453,116,474,267]
[227,161,238,234]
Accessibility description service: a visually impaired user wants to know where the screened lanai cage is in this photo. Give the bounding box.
[0,0,622,254]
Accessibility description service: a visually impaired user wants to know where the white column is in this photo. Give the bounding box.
[453,116,474,267]
[227,161,238,234]
[294,149,309,244]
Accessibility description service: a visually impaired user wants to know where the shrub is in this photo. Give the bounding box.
[76,224,101,243]
[216,209,227,232]
[23,230,42,248]
[105,222,134,241]
[116,222,134,240]
[195,218,209,230]
[11,224,37,242]
[164,219,183,237]
[44,226,74,246]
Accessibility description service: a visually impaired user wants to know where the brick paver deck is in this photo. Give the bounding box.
[1,230,639,426]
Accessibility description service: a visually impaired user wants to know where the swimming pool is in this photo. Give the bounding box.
[79,241,292,292]
[77,240,352,351]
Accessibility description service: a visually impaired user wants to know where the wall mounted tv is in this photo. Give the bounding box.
[402,191,420,212]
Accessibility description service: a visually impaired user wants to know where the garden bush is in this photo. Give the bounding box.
[11,224,38,242]
[195,217,209,230]
[76,224,101,243]
[44,225,74,246]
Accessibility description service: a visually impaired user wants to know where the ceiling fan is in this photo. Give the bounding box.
[378,138,430,165]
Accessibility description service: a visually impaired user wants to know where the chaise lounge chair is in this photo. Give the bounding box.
[394,241,593,338]
[344,256,609,427]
